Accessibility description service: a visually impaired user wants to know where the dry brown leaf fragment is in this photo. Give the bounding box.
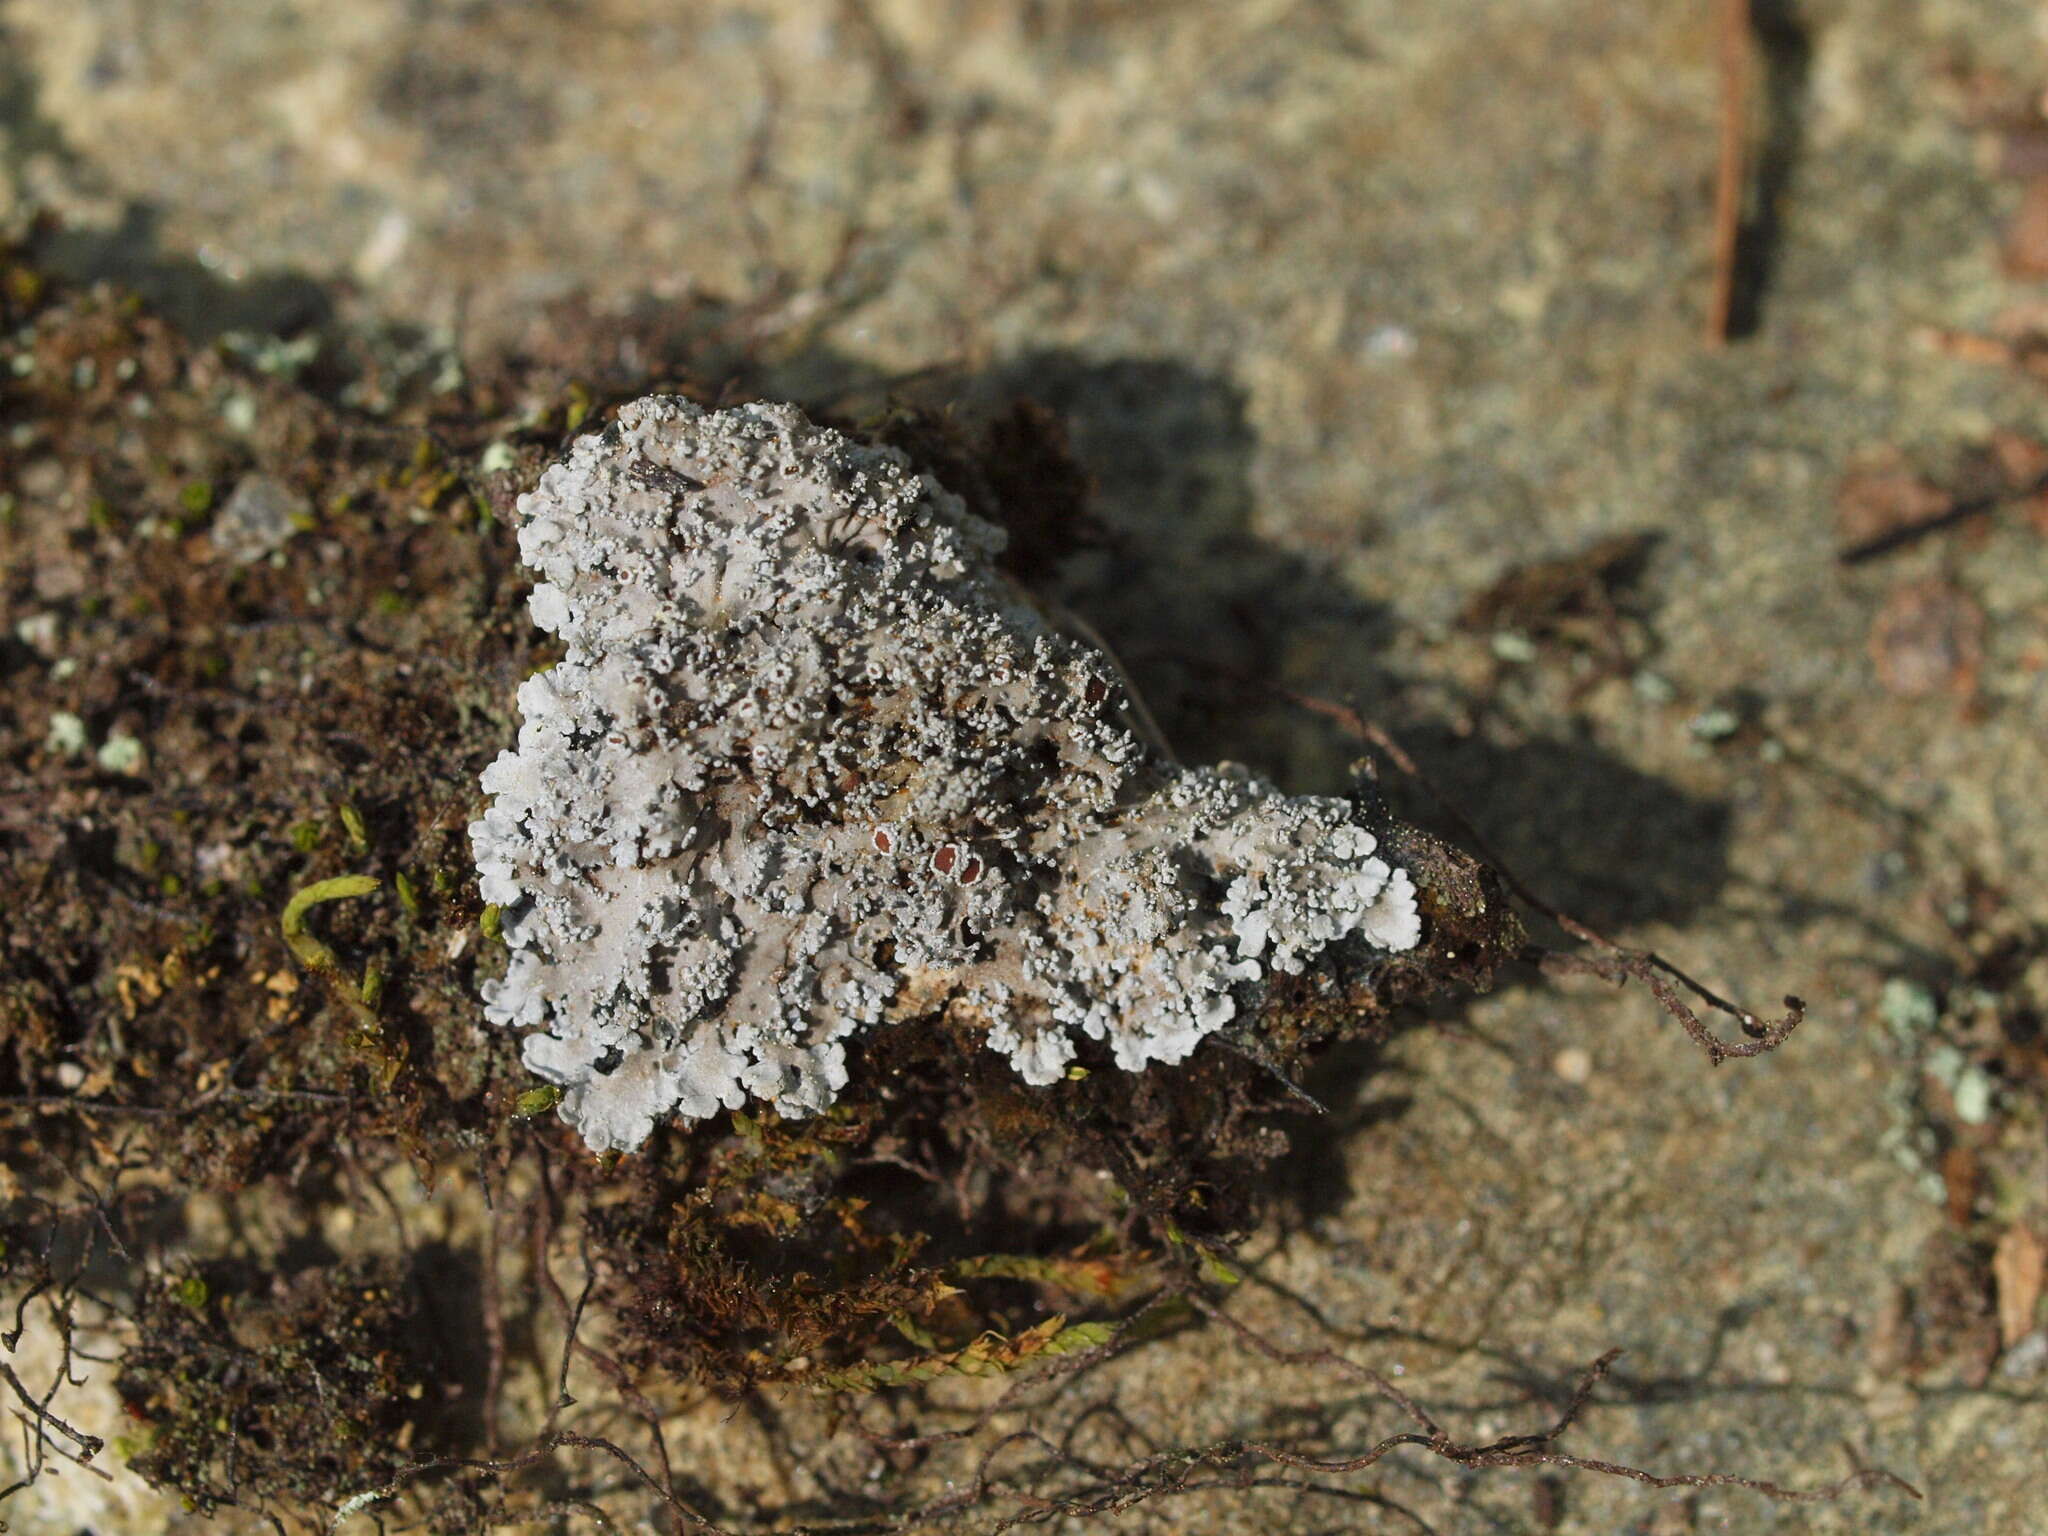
[2005,177,2048,277]
[1978,429,2048,537]
[1922,304,2048,384]
[1997,125,2048,180]
[1940,1144,1981,1228]
[1916,325,2020,369]
[1869,579,1985,698]
[1459,533,1654,641]
[1993,1225,2046,1349]
[1987,428,2048,487]
[1835,457,1953,546]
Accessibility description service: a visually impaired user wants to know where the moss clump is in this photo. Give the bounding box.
[118,1259,467,1521]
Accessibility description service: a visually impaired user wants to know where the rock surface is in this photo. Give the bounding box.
[7,0,2048,1530]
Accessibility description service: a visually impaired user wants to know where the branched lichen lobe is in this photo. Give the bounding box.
[472,398,1421,1151]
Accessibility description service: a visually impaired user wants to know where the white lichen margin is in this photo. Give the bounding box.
[470,397,1420,1152]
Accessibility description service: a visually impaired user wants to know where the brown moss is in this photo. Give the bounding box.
[118,1258,472,1521]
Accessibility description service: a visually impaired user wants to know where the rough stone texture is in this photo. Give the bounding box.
[473,397,1416,1150]
[8,0,2048,1531]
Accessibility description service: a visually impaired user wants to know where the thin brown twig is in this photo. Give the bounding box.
[0,1362,103,1463]
[0,1272,109,1519]
[1538,948,1802,1064]
[1188,1293,1443,1432]
[569,1231,680,1499]
[523,1177,686,1504]
[3,1276,51,1353]
[1837,465,2048,564]
[480,1174,506,1457]
[1707,0,1751,345]
[8,1408,113,1482]
[524,1157,591,1411]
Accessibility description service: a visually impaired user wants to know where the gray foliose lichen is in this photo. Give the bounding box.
[470,397,1420,1152]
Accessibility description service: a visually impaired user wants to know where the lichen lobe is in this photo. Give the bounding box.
[471,396,1420,1151]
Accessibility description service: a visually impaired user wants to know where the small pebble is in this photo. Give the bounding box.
[1552,1046,1593,1084]
[1687,707,1740,741]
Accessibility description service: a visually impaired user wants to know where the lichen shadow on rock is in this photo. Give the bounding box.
[933,350,1399,782]
[917,349,1733,940]
[1398,726,1733,935]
